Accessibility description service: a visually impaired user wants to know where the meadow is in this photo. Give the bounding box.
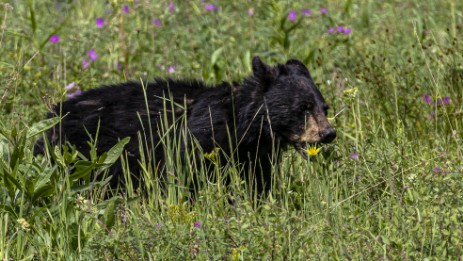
[1,0,462,259]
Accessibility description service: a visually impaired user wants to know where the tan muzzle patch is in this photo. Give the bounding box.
[296,114,332,144]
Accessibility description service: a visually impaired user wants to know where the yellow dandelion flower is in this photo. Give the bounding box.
[305,146,321,157]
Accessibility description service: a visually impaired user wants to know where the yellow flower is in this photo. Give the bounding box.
[17,218,31,232]
[305,146,321,157]
[231,248,241,261]
[204,147,221,162]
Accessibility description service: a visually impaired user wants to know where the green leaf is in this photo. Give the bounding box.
[103,137,130,166]
[103,197,118,229]
[32,184,55,202]
[70,161,96,181]
[27,117,60,139]
[28,3,37,35]
[211,47,224,66]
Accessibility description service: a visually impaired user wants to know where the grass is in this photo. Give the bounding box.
[1,0,463,259]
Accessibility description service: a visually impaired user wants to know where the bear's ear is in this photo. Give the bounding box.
[252,56,278,84]
[285,59,311,76]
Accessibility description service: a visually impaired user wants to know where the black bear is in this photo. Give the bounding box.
[35,57,336,194]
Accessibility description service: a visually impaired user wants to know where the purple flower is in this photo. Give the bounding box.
[96,18,105,28]
[349,152,359,161]
[87,49,98,61]
[49,35,60,43]
[205,4,218,11]
[194,221,201,228]
[343,27,352,35]
[437,97,451,106]
[441,97,450,105]
[67,89,82,99]
[153,19,162,27]
[168,3,175,12]
[337,26,344,33]
[65,82,76,91]
[248,8,254,16]
[423,94,432,104]
[302,9,311,16]
[168,65,176,73]
[321,7,327,15]
[122,5,129,14]
[327,27,335,34]
[288,10,297,22]
[82,58,89,70]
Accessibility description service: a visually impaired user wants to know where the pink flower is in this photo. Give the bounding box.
[321,7,327,15]
[194,221,201,228]
[423,94,432,104]
[327,27,335,34]
[343,27,352,35]
[65,82,76,90]
[96,18,105,28]
[168,65,176,73]
[168,3,175,12]
[205,4,219,11]
[248,8,254,16]
[87,49,98,61]
[337,26,344,33]
[302,9,311,16]
[288,10,297,22]
[82,58,89,69]
[153,19,161,27]
[349,152,359,161]
[122,5,129,14]
[49,35,60,43]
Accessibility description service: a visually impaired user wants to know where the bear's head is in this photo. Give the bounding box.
[251,56,336,156]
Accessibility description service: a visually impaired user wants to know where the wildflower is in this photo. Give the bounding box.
[87,49,98,61]
[153,18,162,27]
[437,97,451,106]
[17,218,31,232]
[337,26,344,33]
[321,7,327,15]
[67,89,82,99]
[423,94,432,104]
[302,9,311,16]
[248,8,254,16]
[49,35,60,43]
[169,3,175,12]
[343,27,352,35]
[205,4,218,11]
[343,87,358,100]
[96,18,105,28]
[204,147,221,161]
[167,65,176,73]
[194,221,201,228]
[231,248,241,261]
[305,146,320,157]
[65,82,76,91]
[122,5,129,14]
[288,10,297,22]
[349,152,359,160]
[82,58,89,69]
[433,167,447,175]
[327,27,335,34]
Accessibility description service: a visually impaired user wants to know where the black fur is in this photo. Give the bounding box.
[35,57,336,194]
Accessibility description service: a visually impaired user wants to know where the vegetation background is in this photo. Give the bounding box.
[1,0,462,259]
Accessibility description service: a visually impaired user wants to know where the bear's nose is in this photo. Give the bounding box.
[320,129,336,143]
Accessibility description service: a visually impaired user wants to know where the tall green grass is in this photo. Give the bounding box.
[1,0,462,259]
